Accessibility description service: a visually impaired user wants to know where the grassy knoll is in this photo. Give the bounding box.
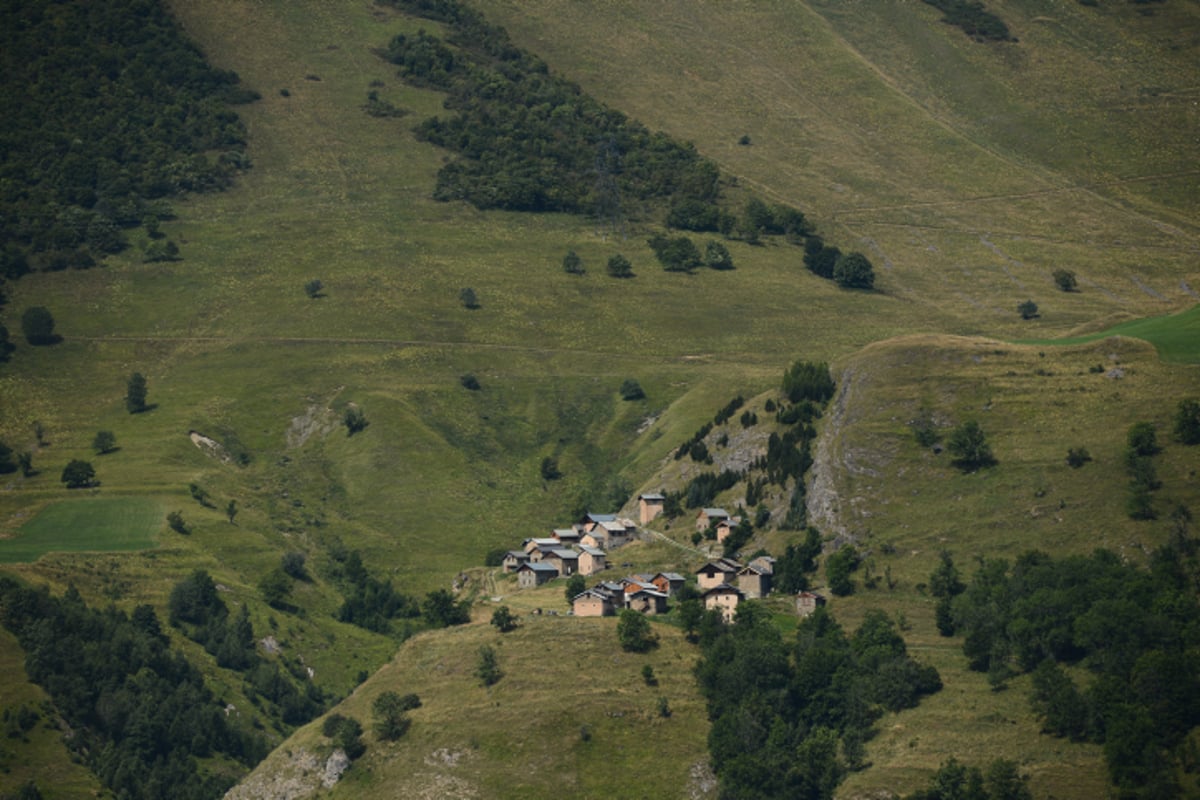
[234,614,711,800]
[811,333,1199,569]
[0,496,164,563]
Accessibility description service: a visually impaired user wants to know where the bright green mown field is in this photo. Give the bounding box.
[0,497,164,563]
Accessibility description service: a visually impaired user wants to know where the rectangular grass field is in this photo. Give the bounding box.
[0,497,164,563]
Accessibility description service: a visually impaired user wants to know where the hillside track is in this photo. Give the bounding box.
[71,335,776,367]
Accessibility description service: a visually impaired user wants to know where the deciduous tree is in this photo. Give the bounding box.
[1173,399,1200,445]
[565,573,586,604]
[373,691,418,740]
[606,253,633,278]
[619,378,645,400]
[21,307,57,345]
[92,430,117,455]
[0,324,13,361]
[0,442,17,474]
[705,240,734,270]
[476,645,502,686]
[947,420,996,472]
[61,460,95,488]
[617,609,657,652]
[562,250,584,275]
[833,252,875,289]
[259,568,292,608]
[1053,269,1077,292]
[344,406,368,435]
[166,511,188,534]
[490,606,518,633]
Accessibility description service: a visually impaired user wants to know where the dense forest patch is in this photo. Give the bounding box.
[695,604,942,799]
[376,0,828,254]
[0,0,255,287]
[377,0,718,219]
[0,578,271,800]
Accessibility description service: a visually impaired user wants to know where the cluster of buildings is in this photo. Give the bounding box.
[500,501,828,624]
[502,512,639,589]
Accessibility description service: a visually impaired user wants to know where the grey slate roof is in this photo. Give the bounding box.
[519,562,559,573]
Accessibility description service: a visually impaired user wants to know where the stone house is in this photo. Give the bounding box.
[572,587,617,617]
[579,530,606,550]
[651,572,687,597]
[552,528,581,547]
[577,545,607,576]
[502,550,530,573]
[516,562,558,588]
[638,492,665,524]
[696,558,742,591]
[626,588,670,615]
[704,583,745,623]
[523,537,560,555]
[715,516,744,544]
[749,555,776,575]
[696,507,730,533]
[796,590,827,617]
[578,512,617,533]
[542,548,579,577]
[737,564,772,599]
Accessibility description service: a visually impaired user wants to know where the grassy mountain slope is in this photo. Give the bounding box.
[232,612,712,800]
[0,0,1197,796]
[475,0,1200,331]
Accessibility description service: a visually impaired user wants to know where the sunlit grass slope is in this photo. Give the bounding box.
[236,613,711,800]
[476,0,1200,333]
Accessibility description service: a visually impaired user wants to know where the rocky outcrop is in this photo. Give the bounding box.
[224,748,349,800]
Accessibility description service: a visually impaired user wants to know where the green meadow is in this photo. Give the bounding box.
[0,496,163,563]
[0,0,1198,797]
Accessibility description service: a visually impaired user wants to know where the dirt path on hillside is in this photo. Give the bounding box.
[73,335,783,368]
